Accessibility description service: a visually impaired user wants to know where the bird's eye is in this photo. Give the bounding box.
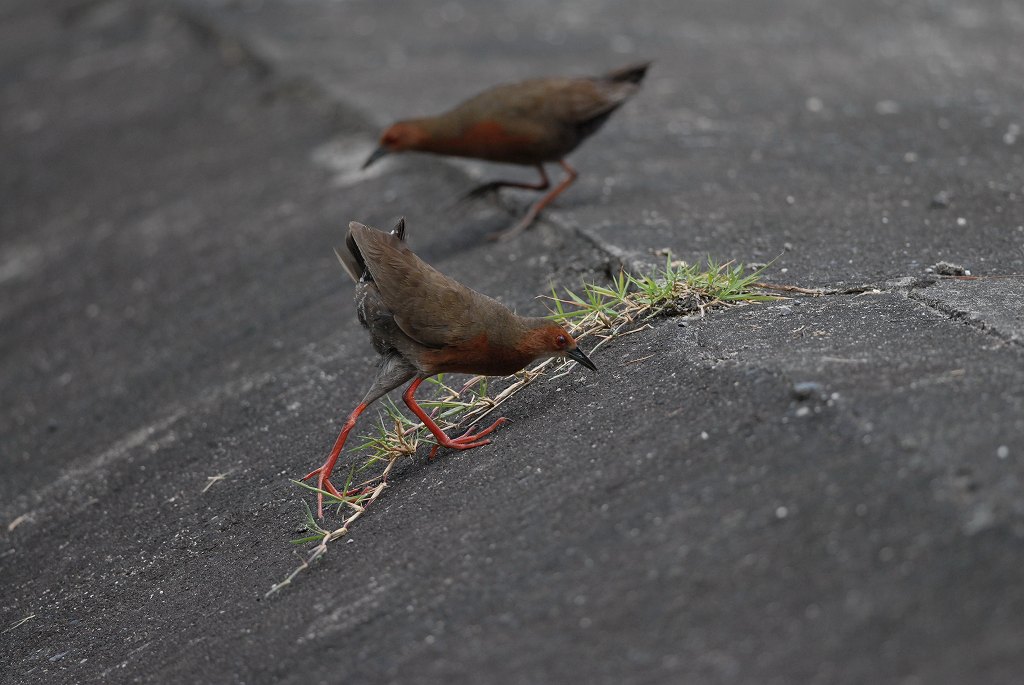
[555,335,568,348]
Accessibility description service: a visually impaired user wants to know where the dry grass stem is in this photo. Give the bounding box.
[269,258,774,595]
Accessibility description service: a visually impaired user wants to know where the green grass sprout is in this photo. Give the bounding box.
[290,500,330,545]
[270,255,777,596]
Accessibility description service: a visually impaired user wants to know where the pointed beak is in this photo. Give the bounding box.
[566,346,597,371]
[362,145,389,170]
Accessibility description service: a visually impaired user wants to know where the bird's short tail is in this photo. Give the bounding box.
[390,217,407,241]
[337,218,408,283]
[604,61,651,84]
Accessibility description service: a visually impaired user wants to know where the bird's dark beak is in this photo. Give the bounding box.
[566,346,597,371]
[362,145,389,170]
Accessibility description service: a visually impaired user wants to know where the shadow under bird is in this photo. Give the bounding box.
[362,62,651,240]
[304,218,597,517]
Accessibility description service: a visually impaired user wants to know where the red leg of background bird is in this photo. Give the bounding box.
[403,378,507,459]
[492,160,578,241]
[302,402,368,518]
[463,165,549,200]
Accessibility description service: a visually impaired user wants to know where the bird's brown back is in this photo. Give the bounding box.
[410,64,649,164]
[348,222,533,352]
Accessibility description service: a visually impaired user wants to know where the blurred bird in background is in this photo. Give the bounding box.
[363,62,651,239]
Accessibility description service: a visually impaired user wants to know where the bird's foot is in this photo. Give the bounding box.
[301,467,366,518]
[300,467,334,519]
[428,417,509,460]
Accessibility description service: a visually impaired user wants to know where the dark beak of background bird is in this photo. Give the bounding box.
[567,346,597,371]
[362,146,389,170]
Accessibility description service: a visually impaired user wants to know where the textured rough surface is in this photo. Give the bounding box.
[177,0,1024,286]
[911,278,1024,344]
[2,1,1023,684]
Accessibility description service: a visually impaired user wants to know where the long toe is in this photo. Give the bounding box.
[428,437,493,461]
[455,426,505,443]
[469,416,507,440]
[448,437,492,450]
[443,417,507,445]
[321,479,343,498]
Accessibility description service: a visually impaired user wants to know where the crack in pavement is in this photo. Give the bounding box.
[11,0,1018,534]
[905,279,1024,349]
[6,3,1023,684]
[168,2,1024,357]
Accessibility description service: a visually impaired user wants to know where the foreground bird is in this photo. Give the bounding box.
[303,219,597,517]
[362,62,650,240]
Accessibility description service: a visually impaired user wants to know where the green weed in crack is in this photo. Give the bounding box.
[266,258,776,596]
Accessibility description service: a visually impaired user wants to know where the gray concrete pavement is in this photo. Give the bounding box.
[2,1,1023,683]
[179,0,1024,284]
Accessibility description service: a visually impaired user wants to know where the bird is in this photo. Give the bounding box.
[303,218,597,517]
[362,62,651,240]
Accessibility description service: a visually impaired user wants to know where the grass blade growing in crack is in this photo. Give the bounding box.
[268,257,776,595]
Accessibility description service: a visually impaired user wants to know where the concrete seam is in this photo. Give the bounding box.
[167,2,1024,352]
[905,287,1023,349]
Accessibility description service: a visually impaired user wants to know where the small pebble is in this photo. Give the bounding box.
[792,381,825,400]
[931,261,967,276]
[930,190,951,209]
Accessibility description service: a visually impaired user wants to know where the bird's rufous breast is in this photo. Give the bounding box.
[418,331,541,376]
[420,120,538,161]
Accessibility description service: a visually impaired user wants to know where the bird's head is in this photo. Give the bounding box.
[522,324,597,370]
[362,122,428,169]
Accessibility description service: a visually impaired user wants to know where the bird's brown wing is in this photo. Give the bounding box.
[549,78,638,124]
[482,77,637,130]
[348,222,495,349]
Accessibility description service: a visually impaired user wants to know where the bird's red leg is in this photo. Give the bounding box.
[302,402,369,518]
[462,164,549,200]
[427,418,510,461]
[402,378,508,460]
[492,160,578,241]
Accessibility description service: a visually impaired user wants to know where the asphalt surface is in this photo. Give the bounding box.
[2,1,1023,683]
